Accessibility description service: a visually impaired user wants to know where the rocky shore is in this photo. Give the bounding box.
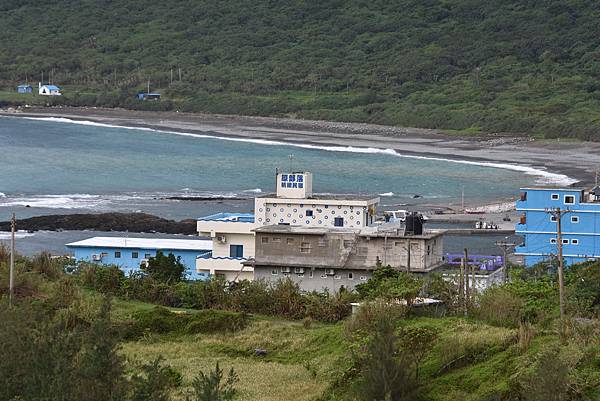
[0,213,197,235]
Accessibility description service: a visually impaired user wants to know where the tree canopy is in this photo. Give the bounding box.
[2,0,600,139]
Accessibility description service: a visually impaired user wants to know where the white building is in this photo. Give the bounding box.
[254,172,379,229]
[38,82,62,96]
[196,171,380,280]
[196,213,257,281]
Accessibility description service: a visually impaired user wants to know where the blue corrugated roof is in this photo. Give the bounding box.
[44,85,60,90]
[17,84,32,88]
[197,212,255,223]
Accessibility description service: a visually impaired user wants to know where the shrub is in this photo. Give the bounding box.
[185,310,249,334]
[130,307,249,337]
[129,357,182,401]
[186,362,239,401]
[78,264,126,295]
[141,251,186,284]
[474,287,524,328]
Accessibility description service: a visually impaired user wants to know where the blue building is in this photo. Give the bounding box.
[17,84,33,93]
[66,237,212,279]
[136,92,161,100]
[515,186,600,266]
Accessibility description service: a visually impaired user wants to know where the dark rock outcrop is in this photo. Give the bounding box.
[0,213,197,235]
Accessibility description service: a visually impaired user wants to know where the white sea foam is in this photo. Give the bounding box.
[379,192,395,197]
[0,194,110,210]
[23,116,577,186]
[0,192,6,198]
[0,231,35,240]
[243,188,263,193]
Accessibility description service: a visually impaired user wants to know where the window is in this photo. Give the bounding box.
[334,217,344,227]
[287,238,294,245]
[132,252,139,259]
[261,237,269,244]
[271,269,278,275]
[572,239,579,245]
[427,245,431,255]
[348,272,354,280]
[114,251,121,258]
[144,253,151,259]
[306,210,313,217]
[520,192,527,201]
[571,216,579,223]
[300,242,311,253]
[101,252,109,257]
[551,194,559,200]
[550,215,557,222]
[564,195,575,204]
[394,241,404,246]
[550,238,557,244]
[230,245,244,258]
[272,237,281,243]
[309,270,314,278]
[562,239,569,244]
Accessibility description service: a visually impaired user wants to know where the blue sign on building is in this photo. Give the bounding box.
[515,186,600,266]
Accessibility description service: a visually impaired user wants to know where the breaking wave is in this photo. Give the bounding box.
[21,116,577,186]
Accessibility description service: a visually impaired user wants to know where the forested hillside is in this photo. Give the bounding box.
[2,0,600,139]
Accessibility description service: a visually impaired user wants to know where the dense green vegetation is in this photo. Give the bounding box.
[1,246,600,400]
[2,1,600,139]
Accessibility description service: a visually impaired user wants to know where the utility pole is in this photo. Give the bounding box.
[9,213,16,307]
[464,248,470,307]
[548,207,569,318]
[178,67,182,81]
[406,239,411,273]
[495,240,516,283]
[147,80,150,94]
[170,68,173,86]
[461,185,465,213]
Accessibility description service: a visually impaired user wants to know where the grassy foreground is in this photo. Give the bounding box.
[111,297,600,401]
[113,299,347,401]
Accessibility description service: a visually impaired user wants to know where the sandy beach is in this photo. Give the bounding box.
[2,106,597,189]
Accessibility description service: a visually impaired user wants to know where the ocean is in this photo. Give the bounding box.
[0,115,568,255]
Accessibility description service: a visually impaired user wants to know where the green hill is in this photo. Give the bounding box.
[2,0,600,139]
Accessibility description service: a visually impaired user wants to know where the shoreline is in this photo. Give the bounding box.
[1,106,595,187]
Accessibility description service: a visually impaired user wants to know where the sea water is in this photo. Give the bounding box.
[0,116,571,220]
[0,115,570,255]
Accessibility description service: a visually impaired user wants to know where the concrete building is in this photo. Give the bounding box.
[38,83,61,96]
[249,223,444,292]
[195,171,380,280]
[66,237,212,279]
[254,172,379,229]
[515,186,600,266]
[196,213,256,281]
[17,84,33,93]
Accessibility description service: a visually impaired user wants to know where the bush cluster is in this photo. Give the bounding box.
[78,265,355,323]
[126,307,248,338]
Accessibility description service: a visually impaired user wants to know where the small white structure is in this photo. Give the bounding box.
[38,82,62,96]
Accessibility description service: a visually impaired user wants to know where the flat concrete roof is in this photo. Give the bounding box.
[254,224,444,239]
[197,212,255,223]
[66,237,212,251]
[254,225,359,235]
[258,193,379,202]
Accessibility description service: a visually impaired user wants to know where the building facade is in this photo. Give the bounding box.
[196,213,256,281]
[254,172,379,229]
[17,84,33,93]
[66,237,212,279]
[515,186,600,266]
[249,224,444,292]
[38,83,61,96]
